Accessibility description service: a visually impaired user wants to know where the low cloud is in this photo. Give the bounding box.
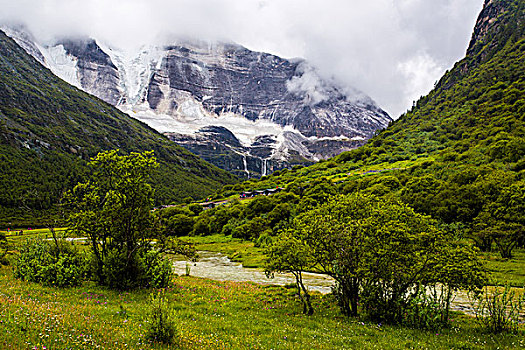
[286,63,331,106]
[0,0,484,118]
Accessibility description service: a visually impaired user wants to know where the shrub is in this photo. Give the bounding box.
[14,239,84,287]
[192,216,211,236]
[145,291,176,344]
[166,214,194,236]
[188,203,204,216]
[97,249,173,290]
[141,251,173,289]
[402,287,450,330]
[473,285,525,333]
[100,249,143,290]
[0,233,9,266]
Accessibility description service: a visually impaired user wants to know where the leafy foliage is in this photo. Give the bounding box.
[474,285,525,333]
[0,231,7,265]
[293,193,486,323]
[145,291,176,344]
[66,150,171,289]
[14,238,84,287]
[0,30,237,227]
[265,232,315,315]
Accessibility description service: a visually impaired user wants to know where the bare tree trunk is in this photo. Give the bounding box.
[298,272,314,315]
[293,272,307,314]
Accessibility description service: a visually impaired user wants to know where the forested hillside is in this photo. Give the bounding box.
[371,0,524,167]
[192,0,524,260]
[0,30,237,227]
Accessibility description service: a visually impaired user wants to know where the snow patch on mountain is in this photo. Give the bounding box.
[38,44,82,89]
[124,95,302,155]
[97,42,164,105]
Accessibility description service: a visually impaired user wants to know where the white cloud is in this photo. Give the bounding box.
[397,53,444,109]
[286,63,331,106]
[0,0,484,118]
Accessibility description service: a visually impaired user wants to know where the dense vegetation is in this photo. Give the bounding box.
[179,0,525,260]
[0,30,237,228]
[150,0,525,329]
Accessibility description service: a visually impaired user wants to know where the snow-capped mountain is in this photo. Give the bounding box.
[3,26,391,177]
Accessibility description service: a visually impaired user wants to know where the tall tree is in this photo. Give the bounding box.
[291,193,486,322]
[66,150,159,289]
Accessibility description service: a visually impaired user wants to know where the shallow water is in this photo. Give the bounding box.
[172,251,487,315]
[172,251,334,294]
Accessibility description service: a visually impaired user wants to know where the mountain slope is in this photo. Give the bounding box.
[369,0,524,166]
[210,0,524,242]
[2,28,391,177]
[0,30,237,227]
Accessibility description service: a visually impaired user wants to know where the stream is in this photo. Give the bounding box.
[173,251,334,294]
[173,251,476,315]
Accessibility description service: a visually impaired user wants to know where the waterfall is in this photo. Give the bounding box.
[261,158,267,177]
[243,155,250,179]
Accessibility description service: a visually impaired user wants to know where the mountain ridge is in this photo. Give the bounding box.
[2,27,391,177]
[0,29,237,227]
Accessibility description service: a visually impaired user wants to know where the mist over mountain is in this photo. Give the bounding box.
[2,27,391,177]
[0,29,237,226]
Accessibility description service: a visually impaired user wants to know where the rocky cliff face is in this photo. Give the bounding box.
[465,0,522,64]
[2,29,392,177]
[60,39,122,106]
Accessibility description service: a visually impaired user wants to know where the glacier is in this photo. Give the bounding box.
[2,27,391,177]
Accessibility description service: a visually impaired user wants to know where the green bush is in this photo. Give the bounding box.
[141,251,173,289]
[166,214,194,236]
[0,232,8,266]
[14,239,84,287]
[474,285,525,333]
[97,249,173,290]
[188,203,204,216]
[192,216,211,236]
[99,249,142,290]
[401,288,449,330]
[145,291,176,344]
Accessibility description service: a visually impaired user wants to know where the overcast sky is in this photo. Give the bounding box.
[0,0,484,118]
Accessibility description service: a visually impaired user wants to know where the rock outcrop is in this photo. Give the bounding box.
[3,29,392,177]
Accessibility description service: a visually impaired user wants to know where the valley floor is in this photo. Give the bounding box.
[0,268,523,349]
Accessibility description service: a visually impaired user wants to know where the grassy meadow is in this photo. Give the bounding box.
[1,267,524,350]
[2,230,524,349]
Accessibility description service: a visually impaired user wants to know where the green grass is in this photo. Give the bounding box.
[481,248,525,287]
[2,228,70,251]
[0,267,523,349]
[326,157,435,183]
[2,227,68,238]
[180,234,266,268]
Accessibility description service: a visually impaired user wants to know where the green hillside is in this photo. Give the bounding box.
[0,30,238,227]
[371,0,524,168]
[203,0,524,259]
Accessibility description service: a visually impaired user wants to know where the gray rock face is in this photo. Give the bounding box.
[60,39,122,106]
[149,42,390,139]
[166,126,291,178]
[3,28,392,177]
